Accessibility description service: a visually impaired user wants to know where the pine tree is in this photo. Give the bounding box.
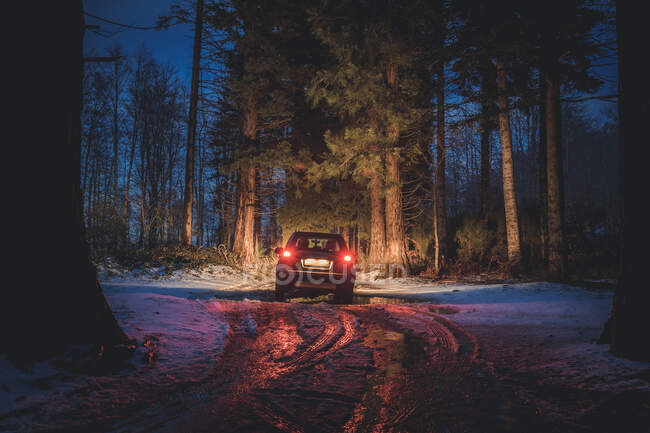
[181,0,204,245]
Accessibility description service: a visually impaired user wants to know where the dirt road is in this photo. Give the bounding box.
[103,300,528,433]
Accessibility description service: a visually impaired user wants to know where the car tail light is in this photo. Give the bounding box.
[283,250,291,257]
[343,255,352,262]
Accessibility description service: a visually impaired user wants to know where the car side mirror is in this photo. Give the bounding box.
[274,247,283,255]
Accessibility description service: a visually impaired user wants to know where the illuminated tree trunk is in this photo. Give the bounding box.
[368,169,386,265]
[496,58,521,267]
[544,68,567,279]
[233,96,257,264]
[384,61,406,274]
[181,0,203,245]
[385,148,406,270]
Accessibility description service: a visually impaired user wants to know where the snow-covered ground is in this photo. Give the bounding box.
[1,265,648,432]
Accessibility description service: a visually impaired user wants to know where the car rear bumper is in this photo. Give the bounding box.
[276,264,355,288]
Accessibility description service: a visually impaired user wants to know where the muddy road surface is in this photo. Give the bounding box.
[100,299,527,433]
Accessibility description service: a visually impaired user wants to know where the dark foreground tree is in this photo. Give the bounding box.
[7,0,127,362]
[600,2,650,362]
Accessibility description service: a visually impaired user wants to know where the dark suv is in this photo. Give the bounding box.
[274,231,356,303]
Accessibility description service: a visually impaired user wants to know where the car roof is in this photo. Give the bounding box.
[292,231,344,238]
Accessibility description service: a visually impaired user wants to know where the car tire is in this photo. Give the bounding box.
[334,283,354,304]
[275,283,288,301]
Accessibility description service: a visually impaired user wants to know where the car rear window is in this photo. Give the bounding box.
[291,236,342,252]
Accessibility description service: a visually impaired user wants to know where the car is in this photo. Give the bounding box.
[274,231,356,303]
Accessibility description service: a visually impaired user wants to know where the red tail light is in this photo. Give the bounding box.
[343,255,352,262]
[283,250,291,257]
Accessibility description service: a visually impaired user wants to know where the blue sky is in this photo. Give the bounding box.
[84,0,194,82]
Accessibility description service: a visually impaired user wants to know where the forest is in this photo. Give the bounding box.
[81,0,618,280]
[3,2,650,431]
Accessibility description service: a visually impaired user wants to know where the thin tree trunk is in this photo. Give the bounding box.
[434,60,447,271]
[112,59,120,206]
[538,71,548,264]
[479,56,493,223]
[123,121,137,247]
[496,58,521,267]
[545,68,566,279]
[181,0,203,245]
[254,169,262,253]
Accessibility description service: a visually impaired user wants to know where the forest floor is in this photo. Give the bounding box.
[1,264,648,432]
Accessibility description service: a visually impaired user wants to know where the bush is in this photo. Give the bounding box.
[97,244,241,274]
[454,216,495,267]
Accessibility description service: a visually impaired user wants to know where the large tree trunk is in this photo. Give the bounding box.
[233,167,256,264]
[181,0,204,245]
[384,62,406,274]
[233,96,257,264]
[544,68,567,279]
[600,3,650,361]
[9,0,127,361]
[496,58,521,267]
[368,169,386,265]
[385,148,406,271]
[434,61,447,272]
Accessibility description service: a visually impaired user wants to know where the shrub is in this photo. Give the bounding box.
[99,244,242,274]
[454,216,495,267]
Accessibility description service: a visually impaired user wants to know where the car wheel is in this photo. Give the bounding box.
[275,283,287,301]
[335,283,353,304]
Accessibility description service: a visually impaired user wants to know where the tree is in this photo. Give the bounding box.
[496,58,522,267]
[8,0,127,361]
[600,1,650,361]
[181,0,204,245]
[307,0,427,273]
[519,0,605,279]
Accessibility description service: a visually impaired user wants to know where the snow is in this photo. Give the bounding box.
[2,264,648,431]
[356,278,648,393]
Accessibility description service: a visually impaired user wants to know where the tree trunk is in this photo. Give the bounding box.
[600,3,650,361]
[368,169,386,265]
[181,0,204,245]
[496,58,521,267]
[544,68,567,279]
[384,61,406,274]
[434,60,447,271]
[480,106,491,223]
[111,57,121,250]
[233,167,256,264]
[233,96,257,264]
[9,0,128,361]
[385,148,406,272]
[538,71,549,264]
[254,169,262,253]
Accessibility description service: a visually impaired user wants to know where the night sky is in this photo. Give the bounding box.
[84,0,193,82]
[83,0,617,125]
